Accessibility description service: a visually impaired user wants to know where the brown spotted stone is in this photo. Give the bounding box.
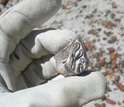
[118,101,121,105]
[105,98,116,105]
[116,11,121,14]
[110,53,117,60]
[115,82,124,91]
[101,21,108,26]
[99,58,106,66]
[89,20,96,25]
[85,41,93,47]
[112,2,117,8]
[108,48,115,53]
[114,75,120,82]
[88,29,96,35]
[94,103,101,107]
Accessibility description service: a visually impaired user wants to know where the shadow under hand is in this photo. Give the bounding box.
[32,28,57,35]
[77,70,96,77]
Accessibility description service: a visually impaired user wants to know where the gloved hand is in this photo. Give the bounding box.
[0,0,106,107]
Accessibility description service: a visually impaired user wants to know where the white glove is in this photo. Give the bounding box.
[0,0,106,107]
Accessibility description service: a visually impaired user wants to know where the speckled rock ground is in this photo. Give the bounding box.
[1,0,124,107]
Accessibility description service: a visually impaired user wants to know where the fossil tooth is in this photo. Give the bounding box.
[54,36,89,76]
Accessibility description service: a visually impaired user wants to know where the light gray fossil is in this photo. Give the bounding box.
[54,36,89,77]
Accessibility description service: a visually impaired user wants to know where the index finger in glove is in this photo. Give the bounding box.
[0,0,61,62]
[0,0,61,91]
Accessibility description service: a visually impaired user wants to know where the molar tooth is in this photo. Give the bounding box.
[54,36,89,76]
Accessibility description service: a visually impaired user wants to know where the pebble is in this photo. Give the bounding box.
[88,29,97,35]
[116,10,121,14]
[94,103,101,107]
[110,53,117,60]
[107,48,115,53]
[101,103,106,107]
[101,21,108,26]
[122,100,124,104]
[111,62,117,69]
[99,58,106,66]
[101,21,117,29]
[89,20,96,25]
[115,18,121,22]
[117,46,122,51]
[105,10,111,16]
[85,41,93,48]
[118,101,121,105]
[111,13,116,19]
[105,98,116,105]
[112,2,117,8]
[114,75,120,82]
[108,38,117,43]
[85,14,94,19]
[104,31,113,37]
[115,82,124,91]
